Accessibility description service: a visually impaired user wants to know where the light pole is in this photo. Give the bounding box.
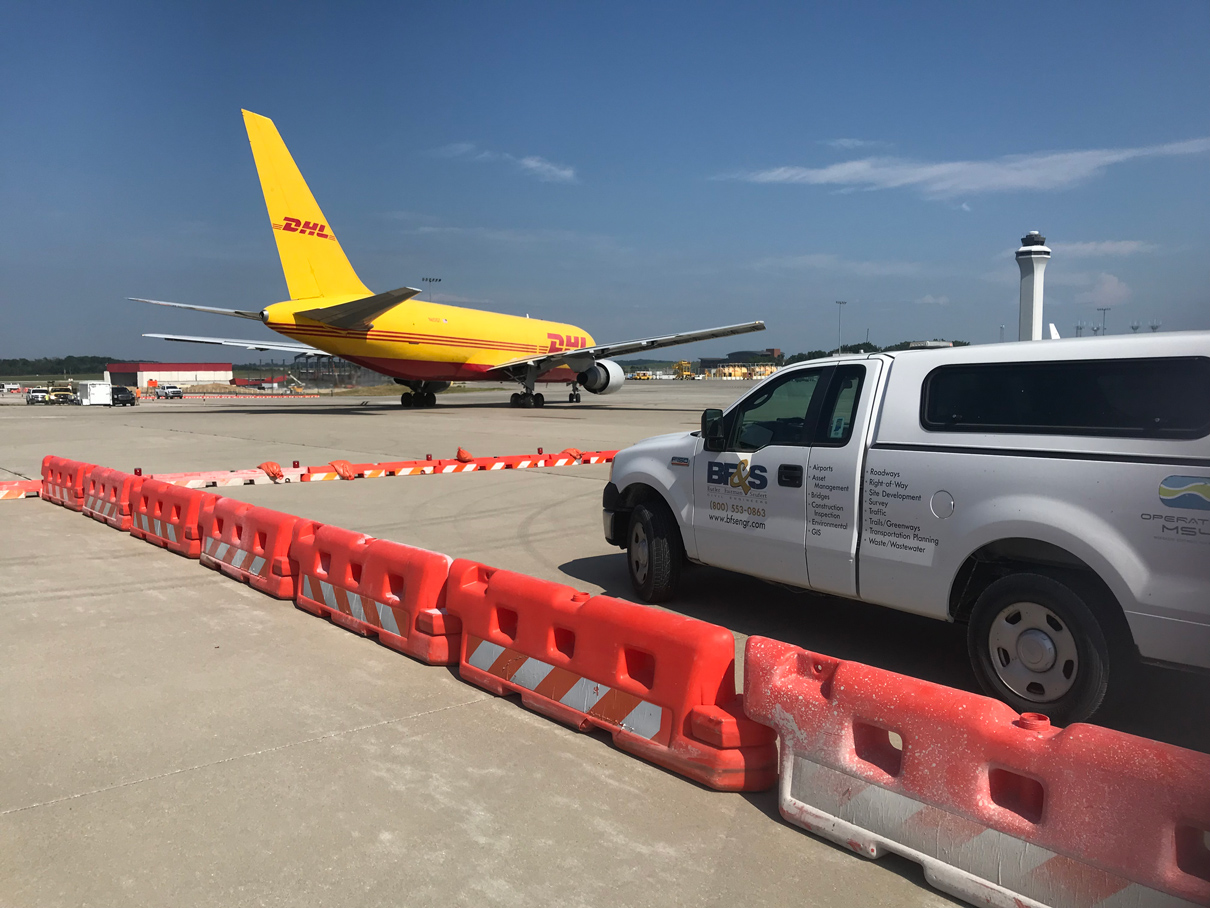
[422,276,442,301]
[835,300,846,353]
[1097,306,1110,335]
[999,325,1005,343]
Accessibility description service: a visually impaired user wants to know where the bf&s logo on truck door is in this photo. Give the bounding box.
[707,460,768,494]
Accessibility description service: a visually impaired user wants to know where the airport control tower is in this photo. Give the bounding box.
[1016,230,1051,341]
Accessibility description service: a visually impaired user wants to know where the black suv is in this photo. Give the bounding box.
[112,386,137,407]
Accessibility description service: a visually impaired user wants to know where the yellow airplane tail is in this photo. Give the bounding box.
[242,109,372,302]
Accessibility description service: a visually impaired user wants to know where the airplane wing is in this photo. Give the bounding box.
[142,333,329,356]
[490,320,766,373]
[131,298,264,320]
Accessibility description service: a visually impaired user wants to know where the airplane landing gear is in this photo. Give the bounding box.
[400,391,436,407]
[398,384,440,408]
[509,392,544,408]
[509,365,545,409]
[568,382,582,403]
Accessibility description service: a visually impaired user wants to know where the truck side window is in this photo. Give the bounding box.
[729,369,823,451]
[921,356,1210,439]
[814,365,866,446]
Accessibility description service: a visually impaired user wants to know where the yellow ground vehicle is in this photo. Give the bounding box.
[46,385,79,405]
[674,361,694,380]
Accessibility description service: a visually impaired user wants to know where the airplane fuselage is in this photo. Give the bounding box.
[264,297,594,383]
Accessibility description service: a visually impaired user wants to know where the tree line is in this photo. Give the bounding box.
[0,356,120,376]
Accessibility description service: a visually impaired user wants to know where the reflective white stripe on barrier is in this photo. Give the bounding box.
[780,754,1196,908]
[203,537,268,578]
[465,637,664,741]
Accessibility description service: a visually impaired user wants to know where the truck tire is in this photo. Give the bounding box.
[967,573,1113,725]
[626,502,682,603]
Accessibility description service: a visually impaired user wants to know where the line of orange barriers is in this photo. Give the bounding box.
[33,454,1210,907]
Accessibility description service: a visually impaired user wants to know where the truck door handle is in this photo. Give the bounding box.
[778,464,803,487]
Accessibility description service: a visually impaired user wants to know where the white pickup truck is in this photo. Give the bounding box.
[602,332,1210,723]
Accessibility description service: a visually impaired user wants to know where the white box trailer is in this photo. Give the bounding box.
[77,381,112,406]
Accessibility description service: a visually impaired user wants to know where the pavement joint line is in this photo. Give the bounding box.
[0,695,490,818]
[0,463,35,480]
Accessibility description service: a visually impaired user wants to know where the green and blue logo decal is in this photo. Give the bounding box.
[1159,476,1210,511]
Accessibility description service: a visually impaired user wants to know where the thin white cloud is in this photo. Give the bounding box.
[823,138,889,150]
[431,142,578,183]
[722,137,1210,197]
[514,156,577,183]
[754,252,922,277]
[917,294,949,305]
[1076,273,1132,307]
[1050,240,1157,257]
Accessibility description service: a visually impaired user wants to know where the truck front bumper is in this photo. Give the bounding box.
[602,482,626,547]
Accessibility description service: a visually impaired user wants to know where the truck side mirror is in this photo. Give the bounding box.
[702,408,726,451]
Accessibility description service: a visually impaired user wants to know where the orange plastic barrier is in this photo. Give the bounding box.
[297,450,620,480]
[743,636,1210,907]
[41,456,97,511]
[199,498,301,599]
[150,466,307,488]
[290,525,458,664]
[82,467,143,531]
[445,560,776,791]
[0,479,42,500]
[130,479,216,558]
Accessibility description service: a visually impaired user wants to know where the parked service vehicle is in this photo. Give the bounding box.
[25,387,48,405]
[603,332,1210,723]
[111,386,137,406]
[154,385,183,399]
[2,382,21,394]
[76,381,112,407]
[46,387,79,405]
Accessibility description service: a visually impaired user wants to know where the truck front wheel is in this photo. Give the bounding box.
[626,503,682,603]
[967,573,1114,725]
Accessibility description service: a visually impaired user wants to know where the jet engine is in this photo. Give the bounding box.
[577,359,625,395]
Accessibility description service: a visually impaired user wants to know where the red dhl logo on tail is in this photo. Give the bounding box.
[275,217,336,240]
[548,333,589,353]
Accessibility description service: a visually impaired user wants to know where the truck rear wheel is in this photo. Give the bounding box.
[967,573,1113,725]
[626,502,682,603]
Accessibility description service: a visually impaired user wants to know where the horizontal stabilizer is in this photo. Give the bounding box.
[296,286,421,330]
[131,298,263,320]
[142,333,328,355]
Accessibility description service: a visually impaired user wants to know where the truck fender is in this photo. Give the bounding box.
[948,493,1143,633]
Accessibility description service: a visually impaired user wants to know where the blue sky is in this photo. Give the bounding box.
[2,1,1207,360]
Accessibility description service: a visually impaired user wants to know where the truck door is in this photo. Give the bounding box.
[804,361,881,597]
[691,366,829,587]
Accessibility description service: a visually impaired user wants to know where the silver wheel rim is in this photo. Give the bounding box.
[987,600,1079,702]
[630,523,649,585]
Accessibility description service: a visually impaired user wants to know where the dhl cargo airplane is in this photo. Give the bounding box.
[135,110,765,408]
